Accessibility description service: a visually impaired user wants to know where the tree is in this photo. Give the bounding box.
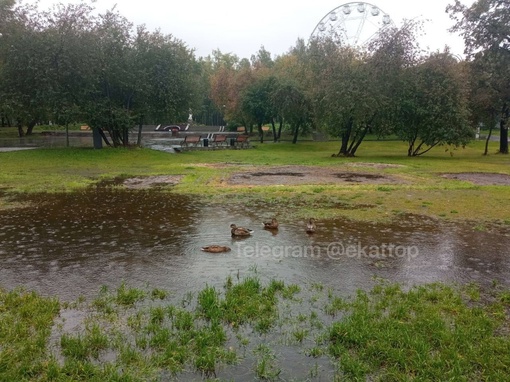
[0,0,17,126]
[207,50,245,126]
[448,0,510,154]
[0,2,199,147]
[271,80,311,144]
[41,2,97,144]
[306,37,381,156]
[251,45,274,70]
[395,52,472,156]
[272,42,311,142]
[241,76,276,143]
[0,2,52,136]
[466,53,503,155]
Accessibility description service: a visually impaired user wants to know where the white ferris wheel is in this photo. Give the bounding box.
[310,2,394,48]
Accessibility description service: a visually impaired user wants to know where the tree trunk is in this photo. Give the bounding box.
[271,118,277,142]
[123,128,129,146]
[500,117,508,154]
[292,121,300,144]
[65,123,70,147]
[484,124,493,156]
[349,126,369,156]
[277,118,283,141]
[412,140,439,156]
[26,120,36,135]
[337,118,353,156]
[407,130,419,157]
[97,128,112,147]
[407,140,415,156]
[137,119,143,147]
[257,123,264,143]
[93,128,103,149]
[17,122,24,137]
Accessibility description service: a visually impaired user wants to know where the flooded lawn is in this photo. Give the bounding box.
[1,188,509,301]
[1,187,510,380]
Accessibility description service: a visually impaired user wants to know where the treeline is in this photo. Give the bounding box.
[0,0,508,154]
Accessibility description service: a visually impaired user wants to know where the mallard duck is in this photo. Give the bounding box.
[263,218,279,230]
[201,245,231,253]
[230,223,253,237]
[306,218,316,233]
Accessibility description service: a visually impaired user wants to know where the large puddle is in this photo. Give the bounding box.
[0,134,93,148]
[1,188,509,301]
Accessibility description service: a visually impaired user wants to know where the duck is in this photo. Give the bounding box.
[230,223,253,237]
[201,245,231,253]
[263,217,279,230]
[306,218,316,233]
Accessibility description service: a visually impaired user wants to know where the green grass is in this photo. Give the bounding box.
[327,282,510,380]
[0,139,509,223]
[1,136,509,379]
[1,276,510,380]
[0,288,60,381]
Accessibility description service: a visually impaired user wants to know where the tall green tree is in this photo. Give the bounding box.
[0,0,17,126]
[0,1,200,146]
[306,36,388,156]
[448,0,510,154]
[396,52,472,156]
[0,2,51,136]
[271,80,310,144]
[241,76,276,143]
[41,2,96,144]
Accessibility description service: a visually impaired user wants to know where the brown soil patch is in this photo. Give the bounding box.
[123,175,183,189]
[442,172,510,186]
[228,165,402,186]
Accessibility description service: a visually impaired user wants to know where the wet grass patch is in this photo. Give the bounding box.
[1,141,509,223]
[3,275,299,380]
[3,276,510,380]
[0,288,60,381]
[327,282,510,380]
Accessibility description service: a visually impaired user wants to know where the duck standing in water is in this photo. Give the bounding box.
[230,224,253,237]
[263,217,279,230]
[306,218,316,233]
[201,245,231,253]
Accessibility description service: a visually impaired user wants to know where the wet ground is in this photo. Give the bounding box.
[228,165,404,185]
[0,134,93,149]
[442,172,510,185]
[1,188,509,302]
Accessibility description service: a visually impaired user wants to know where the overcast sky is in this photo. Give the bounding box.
[29,0,471,59]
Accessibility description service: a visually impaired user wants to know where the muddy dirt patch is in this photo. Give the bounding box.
[442,173,510,186]
[123,175,183,189]
[228,166,402,186]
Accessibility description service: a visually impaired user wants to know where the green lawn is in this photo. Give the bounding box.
[1,139,508,224]
[2,276,510,381]
[1,137,510,380]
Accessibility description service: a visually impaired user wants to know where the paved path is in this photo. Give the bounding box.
[0,147,37,152]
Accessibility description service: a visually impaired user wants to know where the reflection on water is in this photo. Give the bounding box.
[0,134,93,148]
[1,189,509,301]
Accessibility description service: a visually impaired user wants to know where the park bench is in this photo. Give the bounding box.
[181,135,201,147]
[235,135,249,148]
[212,134,228,147]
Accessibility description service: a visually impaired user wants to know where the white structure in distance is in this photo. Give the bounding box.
[310,2,395,48]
